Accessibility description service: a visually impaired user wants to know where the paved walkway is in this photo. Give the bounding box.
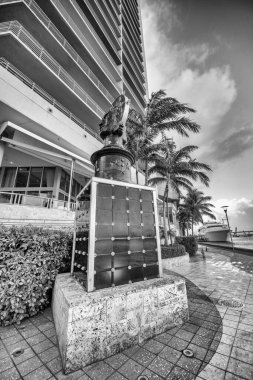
[0,246,253,380]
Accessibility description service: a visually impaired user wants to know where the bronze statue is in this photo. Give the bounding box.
[99,94,130,145]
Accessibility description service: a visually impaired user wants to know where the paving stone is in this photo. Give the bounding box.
[222,319,238,329]
[139,368,163,379]
[199,363,226,379]
[23,365,52,380]
[122,345,140,358]
[159,345,181,364]
[233,337,253,352]
[85,361,115,380]
[132,347,156,366]
[0,348,9,360]
[191,334,213,350]
[197,327,216,339]
[33,339,54,354]
[38,346,59,363]
[187,343,208,361]
[5,339,29,353]
[2,332,24,346]
[47,356,63,374]
[147,356,173,378]
[17,356,42,376]
[166,366,195,380]
[227,357,253,380]
[20,328,41,339]
[107,372,127,380]
[176,355,202,375]
[209,352,229,370]
[167,336,188,351]
[11,347,35,365]
[143,339,165,354]
[0,326,19,339]
[220,333,234,345]
[183,323,200,334]
[216,342,232,356]
[175,329,194,341]
[0,356,14,372]
[56,369,85,380]
[43,328,56,338]
[154,332,172,344]
[230,346,253,364]
[118,358,144,380]
[37,322,55,332]
[0,366,20,380]
[224,372,245,379]
[26,333,47,345]
[222,326,237,337]
[105,353,129,370]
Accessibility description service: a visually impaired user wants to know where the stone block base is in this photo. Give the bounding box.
[52,273,189,373]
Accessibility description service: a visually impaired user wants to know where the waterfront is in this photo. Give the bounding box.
[232,236,253,250]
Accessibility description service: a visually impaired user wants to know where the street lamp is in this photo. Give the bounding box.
[221,206,234,251]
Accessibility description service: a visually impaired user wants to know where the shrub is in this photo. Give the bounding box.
[161,244,186,259]
[175,236,198,256]
[0,226,72,326]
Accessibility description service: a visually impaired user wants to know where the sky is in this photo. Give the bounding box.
[141,0,253,230]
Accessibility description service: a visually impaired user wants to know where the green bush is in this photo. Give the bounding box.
[0,226,72,326]
[175,236,198,256]
[161,244,186,259]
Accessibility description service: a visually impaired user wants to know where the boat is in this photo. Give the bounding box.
[198,222,231,242]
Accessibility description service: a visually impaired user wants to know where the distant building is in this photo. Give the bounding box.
[0,0,148,208]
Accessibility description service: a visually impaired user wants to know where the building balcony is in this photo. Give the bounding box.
[122,1,141,44]
[35,0,122,95]
[123,79,145,116]
[123,51,145,94]
[0,0,115,109]
[0,21,105,129]
[75,0,121,65]
[122,19,143,64]
[122,29,144,73]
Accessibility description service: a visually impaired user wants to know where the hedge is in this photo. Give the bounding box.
[161,244,186,259]
[0,226,72,326]
[175,236,198,256]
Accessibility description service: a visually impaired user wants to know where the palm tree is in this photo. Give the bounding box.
[183,188,216,235]
[177,207,192,236]
[126,90,201,184]
[148,138,211,245]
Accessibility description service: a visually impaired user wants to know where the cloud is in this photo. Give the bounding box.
[141,1,237,138]
[208,126,253,162]
[213,198,253,219]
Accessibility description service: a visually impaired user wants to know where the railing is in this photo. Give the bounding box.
[0,20,104,119]
[0,58,103,142]
[0,0,114,103]
[0,218,74,229]
[54,0,121,84]
[0,191,78,211]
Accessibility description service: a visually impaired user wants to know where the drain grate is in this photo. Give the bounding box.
[12,348,25,357]
[137,376,148,380]
[182,349,194,358]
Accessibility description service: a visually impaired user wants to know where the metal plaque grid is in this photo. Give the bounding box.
[87,177,163,292]
[71,181,91,287]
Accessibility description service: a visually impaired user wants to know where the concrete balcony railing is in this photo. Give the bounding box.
[0,20,105,119]
[0,0,114,104]
[0,58,102,142]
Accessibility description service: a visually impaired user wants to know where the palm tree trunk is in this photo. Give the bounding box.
[163,186,169,246]
[135,159,139,185]
[145,159,148,186]
[191,216,194,236]
[166,184,172,246]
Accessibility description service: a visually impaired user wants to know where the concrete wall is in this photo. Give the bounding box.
[162,253,190,271]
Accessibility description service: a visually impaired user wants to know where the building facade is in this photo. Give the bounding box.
[0,0,148,209]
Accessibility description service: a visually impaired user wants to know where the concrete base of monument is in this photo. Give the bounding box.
[52,273,189,374]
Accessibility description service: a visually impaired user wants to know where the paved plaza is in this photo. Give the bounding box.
[0,246,253,380]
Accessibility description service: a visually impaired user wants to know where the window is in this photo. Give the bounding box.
[15,167,29,187]
[29,167,43,187]
[1,167,16,187]
[42,168,55,187]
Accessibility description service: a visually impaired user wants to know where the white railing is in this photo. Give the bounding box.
[0,58,103,142]
[0,20,104,119]
[0,0,114,103]
[0,191,77,211]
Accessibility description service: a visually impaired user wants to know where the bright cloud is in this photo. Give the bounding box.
[213,198,253,218]
[141,1,237,138]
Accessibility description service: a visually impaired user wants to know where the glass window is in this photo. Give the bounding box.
[29,167,42,187]
[60,170,70,193]
[15,167,29,187]
[42,168,55,187]
[1,167,16,187]
[58,192,64,201]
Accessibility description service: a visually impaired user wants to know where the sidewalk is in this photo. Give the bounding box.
[0,246,252,380]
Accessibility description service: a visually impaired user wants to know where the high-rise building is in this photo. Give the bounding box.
[0,0,148,208]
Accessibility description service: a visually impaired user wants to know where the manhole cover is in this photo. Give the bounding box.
[12,348,25,357]
[182,349,194,358]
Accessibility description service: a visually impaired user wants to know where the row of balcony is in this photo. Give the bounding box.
[0,58,103,142]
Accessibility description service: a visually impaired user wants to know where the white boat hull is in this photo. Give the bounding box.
[206,230,230,242]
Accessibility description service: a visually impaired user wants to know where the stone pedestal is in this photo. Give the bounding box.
[52,273,189,373]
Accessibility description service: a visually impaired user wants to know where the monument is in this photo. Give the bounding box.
[52,95,189,373]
